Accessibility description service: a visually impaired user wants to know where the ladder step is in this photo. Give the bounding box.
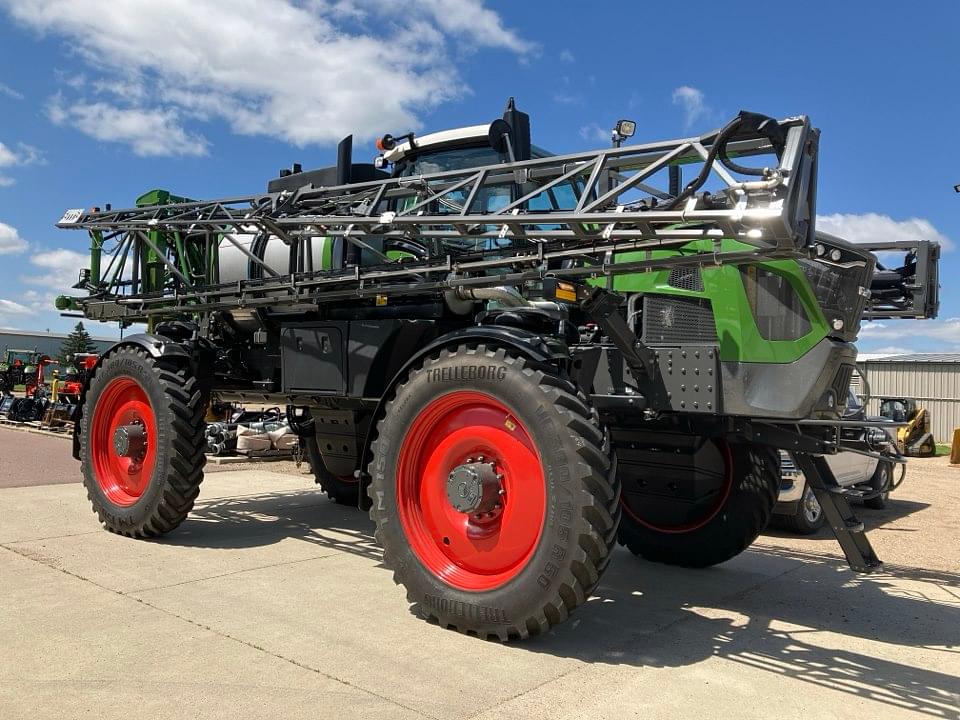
[793,452,883,573]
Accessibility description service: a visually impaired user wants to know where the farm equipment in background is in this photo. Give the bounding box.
[57,353,99,403]
[0,349,42,395]
[2,354,98,425]
[879,397,937,457]
[204,406,298,457]
[7,355,54,422]
[52,99,941,640]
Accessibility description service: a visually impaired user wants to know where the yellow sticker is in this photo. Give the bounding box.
[504,417,517,431]
[375,294,388,306]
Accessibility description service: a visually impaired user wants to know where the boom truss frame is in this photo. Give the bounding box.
[56,114,819,322]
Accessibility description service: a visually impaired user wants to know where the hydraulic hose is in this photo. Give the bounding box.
[663,111,785,210]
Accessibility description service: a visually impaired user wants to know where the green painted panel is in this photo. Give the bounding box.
[589,239,830,363]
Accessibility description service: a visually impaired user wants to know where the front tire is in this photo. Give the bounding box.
[369,345,618,640]
[779,482,825,535]
[863,461,893,510]
[618,439,779,567]
[80,346,208,537]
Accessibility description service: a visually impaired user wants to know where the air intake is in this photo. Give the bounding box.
[668,266,704,292]
[642,295,718,345]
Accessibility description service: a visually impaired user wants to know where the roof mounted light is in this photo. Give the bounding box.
[615,119,636,138]
[612,119,636,148]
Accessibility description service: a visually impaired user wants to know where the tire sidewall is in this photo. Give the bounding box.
[866,461,892,508]
[81,349,175,530]
[796,482,825,532]
[619,440,779,565]
[371,349,594,627]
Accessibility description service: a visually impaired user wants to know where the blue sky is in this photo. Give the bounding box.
[0,0,957,353]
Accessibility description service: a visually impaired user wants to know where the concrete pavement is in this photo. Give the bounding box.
[0,439,958,718]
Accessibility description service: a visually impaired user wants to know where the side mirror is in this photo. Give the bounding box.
[487,119,513,154]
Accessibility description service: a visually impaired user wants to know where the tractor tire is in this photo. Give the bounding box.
[778,482,825,535]
[368,345,618,640]
[864,460,893,510]
[80,346,208,537]
[303,434,362,507]
[618,439,779,568]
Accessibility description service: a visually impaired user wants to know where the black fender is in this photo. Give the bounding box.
[70,333,194,460]
[355,325,561,498]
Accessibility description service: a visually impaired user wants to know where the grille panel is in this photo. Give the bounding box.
[832,364,854,405]
[668,266,704,292]
[642,295,718,345]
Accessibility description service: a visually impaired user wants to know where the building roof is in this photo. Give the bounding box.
[862,353,960,363]
[0,328,120,343]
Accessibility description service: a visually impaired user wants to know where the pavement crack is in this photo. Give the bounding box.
[466,555,810,720]
[0,542,437,720]
[128,552,343,593]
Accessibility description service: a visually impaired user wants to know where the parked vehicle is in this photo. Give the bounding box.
[53,100,939,639]
[880,397,936,457]
[775,390,901,534]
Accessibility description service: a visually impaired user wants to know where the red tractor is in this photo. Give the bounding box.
[57,353,99,403]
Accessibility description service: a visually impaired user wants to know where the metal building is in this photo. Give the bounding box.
[855,353,960,443]
[0,328,118,360]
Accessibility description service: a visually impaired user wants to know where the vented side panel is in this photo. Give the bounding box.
[668,266,704,292]
[642,295,718,345]
[832,364,854,404]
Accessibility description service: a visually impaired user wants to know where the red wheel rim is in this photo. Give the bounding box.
[90,377,158,507]
[396,391,546,591]
[621,439,733,534]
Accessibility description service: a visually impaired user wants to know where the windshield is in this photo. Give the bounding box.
[399,146,506,177]
[393,143,585,255]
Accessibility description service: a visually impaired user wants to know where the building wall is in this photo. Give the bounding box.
[857,360,960,443]
[0,331,116,361]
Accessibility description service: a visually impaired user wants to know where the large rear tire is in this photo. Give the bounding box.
[369,345,618,640]
[618,439,779,567]
[80,346,208,537]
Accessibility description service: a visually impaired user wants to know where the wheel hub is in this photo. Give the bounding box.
[446,458,502,516]
[113,423,147,460]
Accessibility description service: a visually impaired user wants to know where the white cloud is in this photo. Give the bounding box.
[0,298,35,329]
[553,92,583,106]
[861,345,913,356]
[24,248,88,291]
[672,86,708,130]
[0,140,44,186]
[857,318,960,347]
[0,82,23,100]
[403,0,535,53]
[47,95,208,157]
[2,0,532,154]
[0,222,28,254]
[0,298,32,315]
[559,49,575,63]
[817,212,954,251]
[579,123,609,144]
